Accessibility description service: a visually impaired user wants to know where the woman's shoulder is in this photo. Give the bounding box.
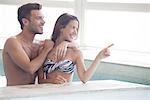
[69,47,82,55]
[66,47,82,62]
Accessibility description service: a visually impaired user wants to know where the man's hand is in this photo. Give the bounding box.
[43,39,54,52]
[54,75,68,84]
[54,41,78,61]
[55,41,68,61]
[38,40,54,54]
[47,75,68,84]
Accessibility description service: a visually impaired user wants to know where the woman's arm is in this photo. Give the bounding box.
[76,44,113,83]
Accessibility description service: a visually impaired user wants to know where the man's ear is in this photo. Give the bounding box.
[22,18,29,26]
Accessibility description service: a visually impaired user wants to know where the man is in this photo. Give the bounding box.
[2,3,70,86]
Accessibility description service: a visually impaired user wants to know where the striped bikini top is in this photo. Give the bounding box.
[43,59,76,74]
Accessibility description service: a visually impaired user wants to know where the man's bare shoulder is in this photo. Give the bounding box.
[5,36,18,44]
[4,36,20,51]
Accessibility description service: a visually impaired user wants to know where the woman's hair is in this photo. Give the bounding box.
[51,13,79,42]
[17,3,42,30]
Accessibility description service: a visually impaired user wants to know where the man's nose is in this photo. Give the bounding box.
[41,19,45,25]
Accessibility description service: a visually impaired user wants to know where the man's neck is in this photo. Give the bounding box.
[19,29,35,44]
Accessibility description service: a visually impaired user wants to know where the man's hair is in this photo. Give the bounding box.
[17,3,42,30]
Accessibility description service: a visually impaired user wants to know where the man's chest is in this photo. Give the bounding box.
[23,43,40,59]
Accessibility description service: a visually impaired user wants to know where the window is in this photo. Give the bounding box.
[87,0,150,3]
[36,7,73,40]
[84,10,150,52]
[0,3,74,48]
[0,5,20,49]
[82,1,150,67]
[0,0,150,67]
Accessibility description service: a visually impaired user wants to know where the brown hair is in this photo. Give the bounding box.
[17,3,42,29]
[51,13,79,42]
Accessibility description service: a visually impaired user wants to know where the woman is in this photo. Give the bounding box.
[38,13,113,84]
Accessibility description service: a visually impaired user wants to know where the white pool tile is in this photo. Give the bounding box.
[0,76,6,87]
[0,80,149,100]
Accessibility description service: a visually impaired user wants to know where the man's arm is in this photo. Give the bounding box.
[55,41,78,61]
[5,38,53,74]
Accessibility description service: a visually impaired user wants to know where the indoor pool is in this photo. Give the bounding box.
[1,49,150,86]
